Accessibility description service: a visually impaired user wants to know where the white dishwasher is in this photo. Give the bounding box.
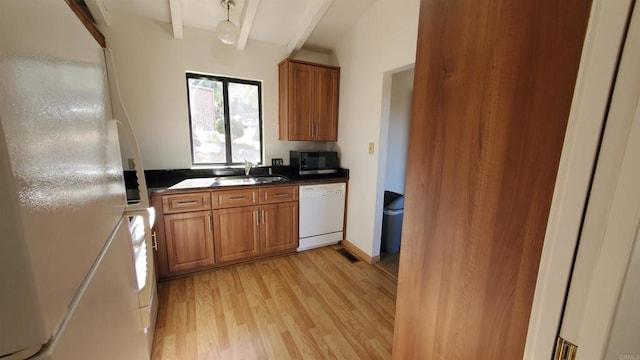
[298,182,346,251]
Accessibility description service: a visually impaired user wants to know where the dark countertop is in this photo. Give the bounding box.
[133,167,349,196]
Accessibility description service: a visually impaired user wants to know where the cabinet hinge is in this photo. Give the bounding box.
[554,337,578,360]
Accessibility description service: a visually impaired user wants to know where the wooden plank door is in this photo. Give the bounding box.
[393,0,592,358]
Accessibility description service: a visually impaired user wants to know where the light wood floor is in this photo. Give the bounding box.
[376,253,400,279]
[152,246,397,359]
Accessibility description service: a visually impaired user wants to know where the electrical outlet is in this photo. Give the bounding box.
[127,158,136,170]
[368,142,375,155]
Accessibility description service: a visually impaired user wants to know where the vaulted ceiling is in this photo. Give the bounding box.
[85,0,376,52]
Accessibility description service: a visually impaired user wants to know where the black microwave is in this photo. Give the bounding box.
[290,151,339,175]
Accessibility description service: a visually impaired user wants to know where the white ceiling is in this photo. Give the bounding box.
[90,0,376,52]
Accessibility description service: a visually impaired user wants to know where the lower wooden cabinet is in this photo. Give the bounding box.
[213,206,261,263]
[214,202,299,262]
[154,185,300,279]
[261,202,299,255]
[163,210,215,273]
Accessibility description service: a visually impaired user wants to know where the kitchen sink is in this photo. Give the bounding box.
[212,175,289,186]
[168,177,217,189]
[168,176,289,190]
[253,175,289,183]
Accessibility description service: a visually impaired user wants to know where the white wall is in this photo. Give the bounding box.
[104,11,323,170]
[332,0,420,256]
[384,68,414,194]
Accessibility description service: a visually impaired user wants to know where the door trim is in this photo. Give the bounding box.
[577,75,640,358]
[563,1,640,355]
[524,0,634,358]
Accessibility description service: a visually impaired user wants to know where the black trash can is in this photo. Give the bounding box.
[381,191,404,254]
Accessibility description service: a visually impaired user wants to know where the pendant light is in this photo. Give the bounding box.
[217,0,239,45]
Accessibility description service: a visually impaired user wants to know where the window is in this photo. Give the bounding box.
[186,72,263,166]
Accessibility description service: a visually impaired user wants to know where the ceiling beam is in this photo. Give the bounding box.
[84,0,111,27]
[169,0,184,39]
[236,0,260,51]
[286,0,333,55]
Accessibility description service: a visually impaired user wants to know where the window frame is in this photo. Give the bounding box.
[185,72,264,166]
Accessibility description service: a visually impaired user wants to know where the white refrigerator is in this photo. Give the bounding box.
[0,1,156,359]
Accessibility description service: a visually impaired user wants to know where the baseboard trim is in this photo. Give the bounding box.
[341,239,380,264]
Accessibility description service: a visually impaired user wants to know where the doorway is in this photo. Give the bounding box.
[377,67,414,278]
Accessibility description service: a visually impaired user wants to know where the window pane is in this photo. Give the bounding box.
[228,82,261,163]
[188,78,226,164]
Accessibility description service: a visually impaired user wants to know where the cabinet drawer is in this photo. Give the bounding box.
[259,186,298,204]
[162,192,212,213]
[212,189,259,209]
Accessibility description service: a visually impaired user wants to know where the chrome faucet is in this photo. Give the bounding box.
[244,159,254,176]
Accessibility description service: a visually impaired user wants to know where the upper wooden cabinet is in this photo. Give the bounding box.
[279,59,340,141]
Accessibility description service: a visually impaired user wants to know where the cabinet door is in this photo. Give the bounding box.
[260,202,299,255]
[288,62,315,140]
[213,206,260,263]
[314,67,339,141]
[164,211,215,273]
